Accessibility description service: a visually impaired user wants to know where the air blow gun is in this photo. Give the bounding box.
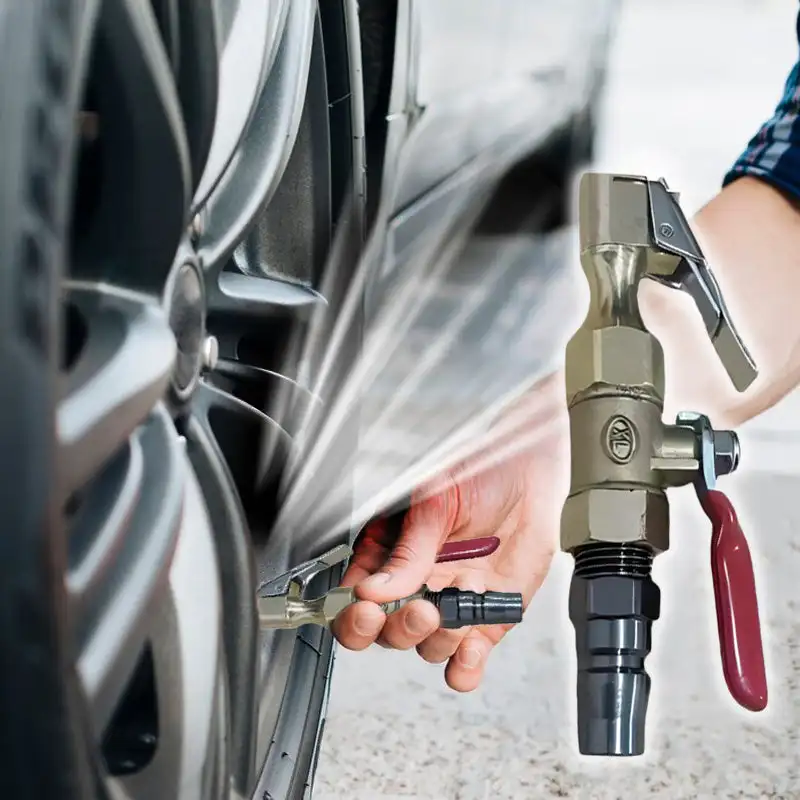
[562,172,768,757]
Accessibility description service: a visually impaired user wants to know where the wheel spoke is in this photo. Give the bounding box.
[72,0,191,293]
[191,0,289,211]
[72,406,184,735]
[197,0,315,277]
[58,287,175,499]
[68,434,144,638]
[149,0,180,69]
[174,0,220,195]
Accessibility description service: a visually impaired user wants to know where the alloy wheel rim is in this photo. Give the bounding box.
[0,1,362,797]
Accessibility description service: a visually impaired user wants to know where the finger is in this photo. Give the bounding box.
[341,519,391,588]
[353,514,402,554]
[416,625,467,664]
[445,631,492,692]
[375,599,440,651]
[339,561,373,589]
[357,481,459,602]
[331,601,386,651]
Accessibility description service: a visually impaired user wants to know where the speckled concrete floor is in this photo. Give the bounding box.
[315,1,800,797]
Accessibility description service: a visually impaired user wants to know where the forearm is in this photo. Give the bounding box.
[638,175,800,428]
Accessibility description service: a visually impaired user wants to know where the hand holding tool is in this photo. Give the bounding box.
[257,536,524,631]
[562,173,767,757]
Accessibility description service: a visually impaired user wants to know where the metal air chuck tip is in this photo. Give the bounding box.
[569,543,661,757]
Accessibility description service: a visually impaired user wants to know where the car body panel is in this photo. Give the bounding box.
[379,0,616,214]
[367,0,618,304]
[411,1,502,107]
[497,0,592,86]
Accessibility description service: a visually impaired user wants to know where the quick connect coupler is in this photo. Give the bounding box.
[561,173,767,757]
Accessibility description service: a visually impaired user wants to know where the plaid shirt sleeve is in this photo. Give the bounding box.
[723,12,800,199]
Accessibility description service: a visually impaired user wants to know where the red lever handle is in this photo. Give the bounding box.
[699,489,767,712]
[436,536,500,563]
[356,518,500,565]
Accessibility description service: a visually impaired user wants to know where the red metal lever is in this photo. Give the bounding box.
[436,536,500,563]
[698,489,767,712]
[356,517,500,564]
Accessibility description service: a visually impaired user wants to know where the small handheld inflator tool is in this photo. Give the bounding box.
[257,536,523,632]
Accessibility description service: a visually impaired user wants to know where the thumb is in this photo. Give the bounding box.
[356,481,458,603]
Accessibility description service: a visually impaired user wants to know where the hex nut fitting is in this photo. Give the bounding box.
[322,587,356,624]
[569,575,661,622]
[560,488,670,554]
[565,326,666,402]
[713,430,740,477]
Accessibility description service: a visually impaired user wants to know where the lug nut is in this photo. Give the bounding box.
[190,212,205,240]
[202,335,219,371]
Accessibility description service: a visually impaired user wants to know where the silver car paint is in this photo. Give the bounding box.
[366,0,617,305]
[379,0,615,215]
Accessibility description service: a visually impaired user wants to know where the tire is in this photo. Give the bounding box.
[0,2,366,799]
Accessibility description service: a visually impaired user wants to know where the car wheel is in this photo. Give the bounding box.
[0,1,365,799]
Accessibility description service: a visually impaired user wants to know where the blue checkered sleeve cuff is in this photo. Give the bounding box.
[724,22,800,201]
